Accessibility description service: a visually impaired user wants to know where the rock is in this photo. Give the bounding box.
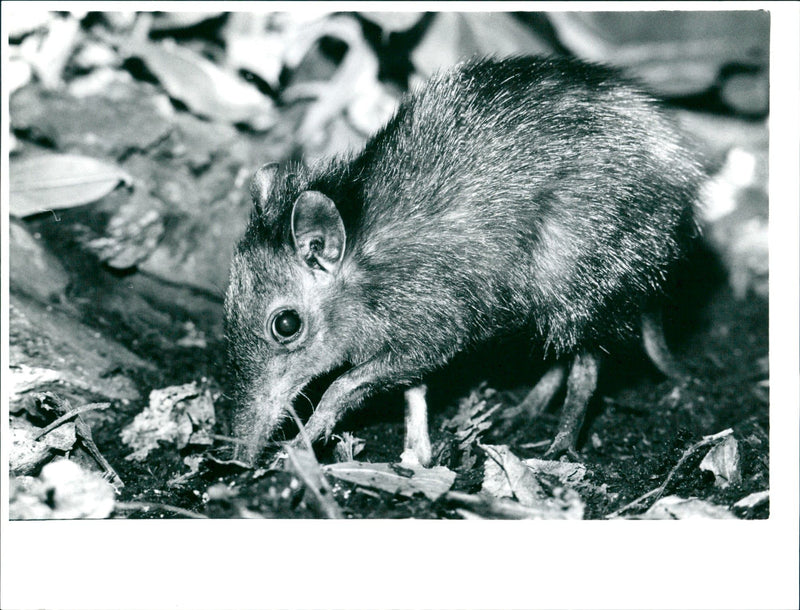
[9,219,69,303]
[9,293,153,404]
[10,81,174,158]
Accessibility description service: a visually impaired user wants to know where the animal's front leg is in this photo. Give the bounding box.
[296,357,421,447]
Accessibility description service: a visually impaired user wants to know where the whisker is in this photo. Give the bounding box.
[296,389,315,411]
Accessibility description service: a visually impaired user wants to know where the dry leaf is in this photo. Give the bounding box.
[9,364,63,403]
[120,382,215,460]
[443,383,501,469]
[479,444,585,518]
[699,434,741,488]
[10,459,115,520]
[286,446,342,518]
[640,496,737,520]
[6,7,52,38]
[8,57,32,93]
[123,39,276,129]
[225,32,285,88]
[18,13,81,89]
[324,461,456,501]
[524,458,587,486]
[281,14,386,151]
[10,154,132,217]
[446,490,583,520]
[9,425,55,477]
[480,444,543,505]
[733,490,769,510]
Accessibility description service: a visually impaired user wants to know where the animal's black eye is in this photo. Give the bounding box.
[270,309,302,342]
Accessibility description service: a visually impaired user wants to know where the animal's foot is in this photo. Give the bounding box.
[543,431,582,462]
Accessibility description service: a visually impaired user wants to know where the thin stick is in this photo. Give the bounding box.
[517,440,551,449]
[605,428,733,519]
[115,501,208,519]
[209,433,247,445]
[34,402,110,440]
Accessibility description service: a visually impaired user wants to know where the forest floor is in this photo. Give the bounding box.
[7,10,771,521]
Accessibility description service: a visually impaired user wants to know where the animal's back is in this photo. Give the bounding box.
[307,56,702,363]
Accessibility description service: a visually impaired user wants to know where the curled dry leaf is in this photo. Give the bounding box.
[324,461,456,502]
[10,154,132,218]
[699,434,741,488]
[122,38,276,129]
[120,382,216,461]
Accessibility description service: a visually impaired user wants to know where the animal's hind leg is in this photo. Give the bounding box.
[519,362,567,417]
[496,362,566,435]
[642,310,685,380]
[544,352,599,459]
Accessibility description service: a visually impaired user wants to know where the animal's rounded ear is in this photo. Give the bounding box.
[250,163,280,213]
[291,191,346,272]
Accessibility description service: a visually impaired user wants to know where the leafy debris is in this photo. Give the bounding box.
[120,382,216,461]
[10,460,116,520]
[324,461,456,502]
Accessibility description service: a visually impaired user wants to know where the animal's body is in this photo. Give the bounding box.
[224,56,703,463]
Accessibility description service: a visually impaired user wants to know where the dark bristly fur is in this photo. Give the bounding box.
[225,56,703,462]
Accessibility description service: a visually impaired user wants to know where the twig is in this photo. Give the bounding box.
[74,415,125,489]
[517,440,551,449]
[209,433,247,445]
[115,501,208,519]
[605,428,733,519]
[34,402,110,440]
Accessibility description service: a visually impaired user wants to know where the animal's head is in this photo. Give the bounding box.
[224,163,365,462]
